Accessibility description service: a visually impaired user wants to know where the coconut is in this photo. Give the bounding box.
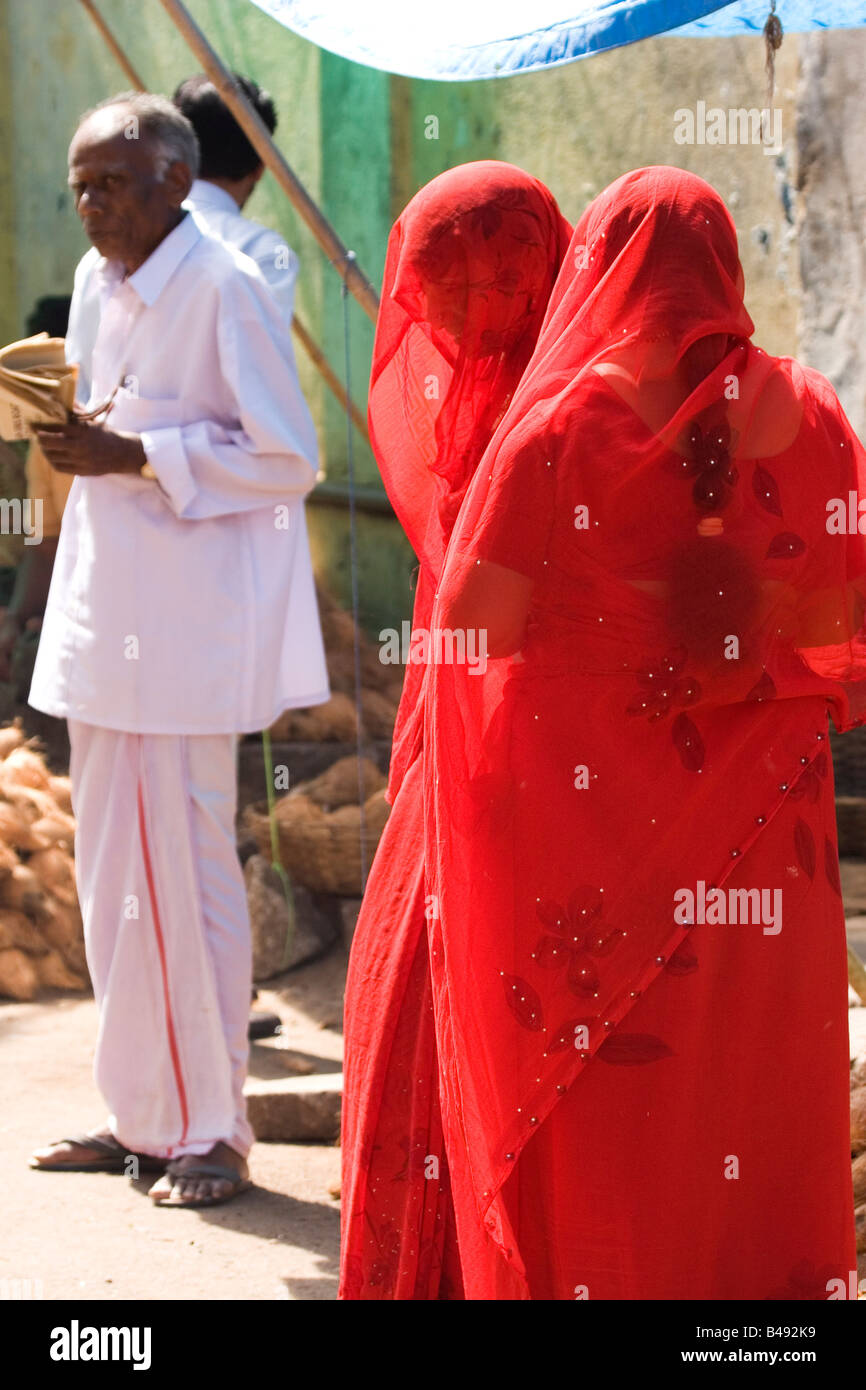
[0,947,38,1000]
[269,689,399,745]
[265,709,294,741]
[36,949,86,992]
[0,798,49,853]
[60,939,88,980]
[273,793,325,830]
[27,848,77,908]
[0,723,25,759]
[30,809,75,851]
[1,746,52,791]
[38,898,83,953]
[0,835,19,874]
[853,1087,866,1156]
[359,688,398,738]
[327,790,390,835]
[315,584,387,693]
[1,783,55,825]
[48,776,73,815]
[363,787,391,839]
[297,755,386,811]
[271,692,359,743]
[0,862,48,918]
[39,901,87,981]
[0,907,48,954]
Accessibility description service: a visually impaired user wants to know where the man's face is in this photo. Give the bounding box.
[68,107,191,271]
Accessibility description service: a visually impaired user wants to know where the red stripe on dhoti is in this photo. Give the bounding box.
[137,774,190,1150]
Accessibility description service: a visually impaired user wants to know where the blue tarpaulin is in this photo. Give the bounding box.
[249,1,866,80]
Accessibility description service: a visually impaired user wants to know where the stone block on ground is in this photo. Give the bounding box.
[245,855,342,980]
[245,1072,343,1143]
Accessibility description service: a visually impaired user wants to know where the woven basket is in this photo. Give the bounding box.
[243,788,391,896]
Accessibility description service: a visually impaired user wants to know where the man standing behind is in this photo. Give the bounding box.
[174,73,298,324]
[28,92,329,1207]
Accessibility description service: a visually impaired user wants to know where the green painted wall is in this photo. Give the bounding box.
[0,2,804,639]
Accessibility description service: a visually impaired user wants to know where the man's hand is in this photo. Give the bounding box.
[33,419,146,477]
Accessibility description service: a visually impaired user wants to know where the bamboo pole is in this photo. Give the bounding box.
[157,0,380,321]
[76,0,371,443]
[292,316,369,442]
[78,0,146,89]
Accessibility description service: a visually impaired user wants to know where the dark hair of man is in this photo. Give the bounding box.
[172,73,277,182]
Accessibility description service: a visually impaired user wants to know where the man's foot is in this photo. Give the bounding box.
[147,1141,251,1208]
[30,1130,166,1173]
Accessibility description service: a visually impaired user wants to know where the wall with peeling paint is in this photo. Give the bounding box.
[797,28,866,437]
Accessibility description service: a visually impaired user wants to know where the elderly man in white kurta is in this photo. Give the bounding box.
[28,92,328,1207]
[67,72,299,406]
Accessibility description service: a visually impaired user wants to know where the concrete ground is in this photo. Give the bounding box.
[3,868,866,1303]
[0,950,347,1302]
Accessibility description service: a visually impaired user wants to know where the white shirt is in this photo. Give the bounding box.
[29,211,330,734]
[65,180,299,405]
[187,179,298,324]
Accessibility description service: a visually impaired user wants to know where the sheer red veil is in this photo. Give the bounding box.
[424,166,866,1290]
[368,161,572,799]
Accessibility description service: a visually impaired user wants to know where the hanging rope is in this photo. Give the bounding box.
[763,1,784,109]
[261,726,298,969]
[259,253,370,964]
[341,251,371,895]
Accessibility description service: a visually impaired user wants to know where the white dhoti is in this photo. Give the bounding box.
[68,719,254,1160]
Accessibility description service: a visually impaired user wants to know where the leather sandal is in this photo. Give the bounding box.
[149,1158,252,1208]
[29,1131,167,1173]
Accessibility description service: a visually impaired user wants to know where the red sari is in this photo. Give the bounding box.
[426,167,866,1299]
[339,162,572,1299]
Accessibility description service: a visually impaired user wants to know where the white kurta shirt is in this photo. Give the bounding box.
[29,211,330,734]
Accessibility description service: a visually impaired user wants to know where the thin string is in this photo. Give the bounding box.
[763,1,784,113]
[342,251,370,893]
[261,725,297,969]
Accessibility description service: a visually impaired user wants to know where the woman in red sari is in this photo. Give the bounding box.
[426,166,866,1299]
[339,161,572,1299]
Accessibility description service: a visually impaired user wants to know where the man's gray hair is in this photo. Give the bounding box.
[79,91,201,179]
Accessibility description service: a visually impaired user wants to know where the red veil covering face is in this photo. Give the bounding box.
[425,166,866,1298]
[340,162,571,1300]
[368,161,572,799]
